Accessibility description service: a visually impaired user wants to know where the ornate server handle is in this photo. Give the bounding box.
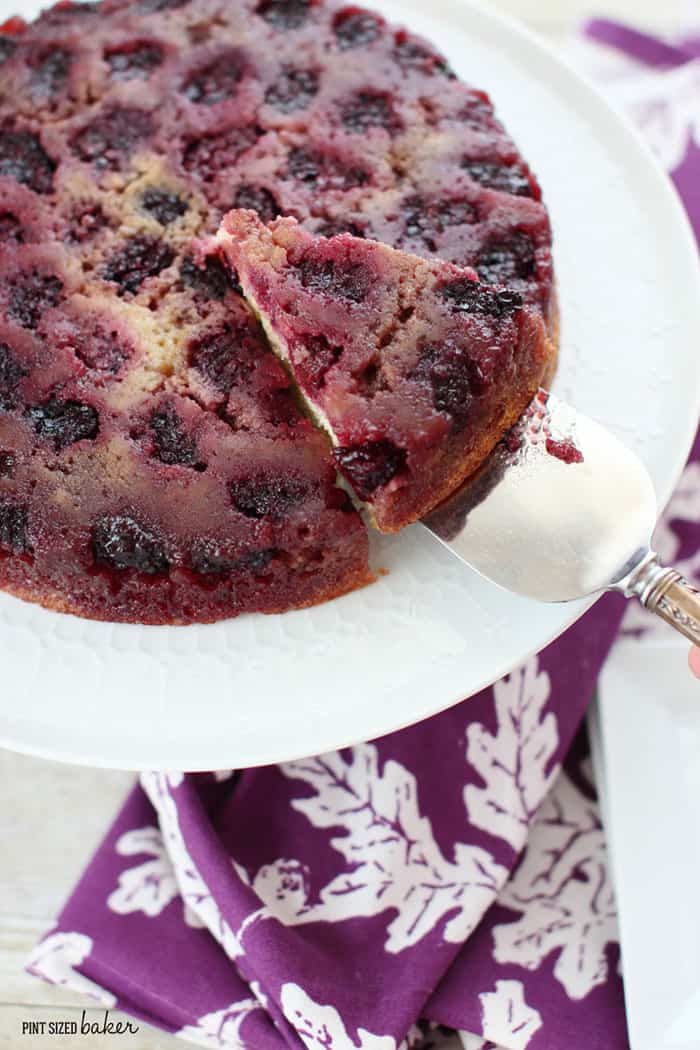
[625,554,700,645]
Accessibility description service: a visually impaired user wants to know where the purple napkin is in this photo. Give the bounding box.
[27,21,700,1050]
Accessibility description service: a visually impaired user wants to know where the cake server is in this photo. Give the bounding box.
[422,389,700,642]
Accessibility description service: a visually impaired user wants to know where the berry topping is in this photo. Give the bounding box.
[440,278,522,318]
[340,91,399,134]
[0,502,28,554]
[475,232,536,284]
[402,195,476,248]
[180,255,231,300]
[139,0,189,11]
[232,184,279,223]
[61,319,132,373]
[150,404,202,468]
[141,186,188,225]
[0,451,15,477]
[461,160,532,197]
[293,334,341,392]
[334,439,405,499]
[7,273,63,329]
[188,322,256,390]
[0,211,24,243]
[257,0,309,29]
[414,343,484,427]
[191,539,276,575]
[92,514,169,574]
[183,125,259,180]
[106,42,163,81]
[101,236,174,294]
[333,9,381,49]
[183,50,244,105]
[0,37,17,65]
[30,47,71,97]
[27,397,99,449]
[459,92,494,129]
[316,219,364,238]
[265,68,318,113]
[230,475,306,519]
[0,129,55,193]
[297,256,371,302]
[394,32,451,75]
[71,108,154,171]
[0,343,27,409]
[287,146,367,190]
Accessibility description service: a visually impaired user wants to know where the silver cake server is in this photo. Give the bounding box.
[423,389,700,643]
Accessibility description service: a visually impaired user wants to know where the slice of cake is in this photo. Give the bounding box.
[213,210,554,532]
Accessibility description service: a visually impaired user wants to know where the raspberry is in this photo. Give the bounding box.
[150,405,202,468]
[0,343,27,409]
[92,514,169,573]
[333,9,381,49]
[181,255,233,300]
[402,195,476,249]
[183,50,244,106]
[0,451,15,477]
[0,211,24,243]
[0,129,56,193]
[191,539,276,575]
[141,186,188,225]
[71,108,153,171]
[7,273,63,329]
[27,397,99,449]
[334,439,405,499]
[413,343,485,427]
[440,278,522,318]
[475,232,536,284]
[30,47,71,97]
[106,42,163,81]
[287,147,367,191]
[183,125,259,181]
[293,334,341,392]
[188,322,257,390]
[230,475,306,519]
[297,256,371,302]
[101,236,174,294]
[232,185,279,223]
[340,91,399,134]
[257,0,309,29]
[265,68,318,113]
[0,502,28,553]
[0,37,17,65]
[462,160,532,197]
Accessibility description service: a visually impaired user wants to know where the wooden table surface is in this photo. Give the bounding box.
[0,0,687,1045]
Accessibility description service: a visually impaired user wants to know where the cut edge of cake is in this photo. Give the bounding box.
[212,209,555,533]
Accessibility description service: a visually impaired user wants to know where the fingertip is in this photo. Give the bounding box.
[688,645,700,679]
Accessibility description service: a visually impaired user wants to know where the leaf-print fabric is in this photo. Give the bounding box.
[27,21,700,1050]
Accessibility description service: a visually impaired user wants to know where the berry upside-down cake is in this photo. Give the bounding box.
[0,0,556,623]
[214,210,552,531]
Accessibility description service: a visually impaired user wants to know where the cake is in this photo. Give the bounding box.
[0,0,555,623]
[214,211,553,531]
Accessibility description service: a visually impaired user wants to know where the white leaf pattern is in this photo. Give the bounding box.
[280,983,399,1050]
[479,980,542,1050]
[175,998,262,1049]
[108,827,180,917]
[464,657,557,851]
[26,932,116,1007]
[140,773,244,962]
[277,746,508,952]
[492,768,618,1000]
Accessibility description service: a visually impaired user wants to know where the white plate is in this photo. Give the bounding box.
[1,0,699,771]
